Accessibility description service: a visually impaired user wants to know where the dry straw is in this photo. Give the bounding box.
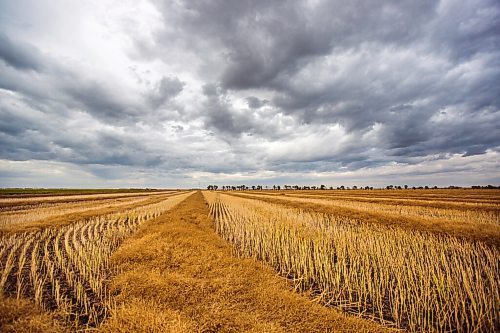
[0,191,192,329]
[204,192,499,332]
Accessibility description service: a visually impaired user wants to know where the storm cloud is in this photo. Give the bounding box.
[0,0,499,188]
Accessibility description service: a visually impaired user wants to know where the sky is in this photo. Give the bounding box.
[0,0,499,189]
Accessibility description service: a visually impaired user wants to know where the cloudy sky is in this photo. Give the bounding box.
[0,0,499,188]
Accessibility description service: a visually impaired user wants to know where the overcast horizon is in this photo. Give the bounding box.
[1,0,499,189]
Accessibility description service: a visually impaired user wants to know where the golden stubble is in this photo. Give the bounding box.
[204,191,499,332]
[0,191,193,330]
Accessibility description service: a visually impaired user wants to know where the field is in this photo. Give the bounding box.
[0,189,498,332]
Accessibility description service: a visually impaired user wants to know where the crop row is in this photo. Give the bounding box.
[204,192,499,332]
[0,191,192,329]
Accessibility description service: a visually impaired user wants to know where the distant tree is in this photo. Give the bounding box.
[397,186,402,190]
[352,185,358,190]
[433,186,438,189]
[257,185,262,190]
[320,184,326,190]
[339,185,345,190]
[252,185,256,190]
[425,186,429,190]
[277,185,281,190]
[404,185,408,189]
[207,185,213,190]
[214,185,218,190]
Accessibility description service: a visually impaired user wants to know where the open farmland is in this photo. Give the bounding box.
[0,189,499,332]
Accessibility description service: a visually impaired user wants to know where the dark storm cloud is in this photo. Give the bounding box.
[64,82,140,122]
[150,0,438,89]
[246,96,268,109]
[0,29,189,127]
[148,76,185,108]
[0,88,173,172]
[202,84,255,136]
[146,0,500,160]
[0,0,499,186]
[0,32,45,71]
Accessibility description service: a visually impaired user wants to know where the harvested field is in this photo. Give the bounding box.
[0,192,189,236]
[205,190,500,332]
[98,192,393,333]
[0,191,193,330]
[1,188,498,332]
[232,190,500,244]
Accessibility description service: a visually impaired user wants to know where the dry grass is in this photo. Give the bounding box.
[240,191,500,225]
[274,189,500,203]
[0,192,189,237]
[0,191,193,330]
[2,188,497,332]
[204,191,499,332]
[0,190,174,204]
[0,196,151,226]
[99,191,393,332]
[0,297,66,332]
[233,192,500,245]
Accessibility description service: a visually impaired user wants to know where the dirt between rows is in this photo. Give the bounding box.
[98,191,394,333]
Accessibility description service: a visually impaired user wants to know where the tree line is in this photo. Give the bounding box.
[205,184,497,190]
